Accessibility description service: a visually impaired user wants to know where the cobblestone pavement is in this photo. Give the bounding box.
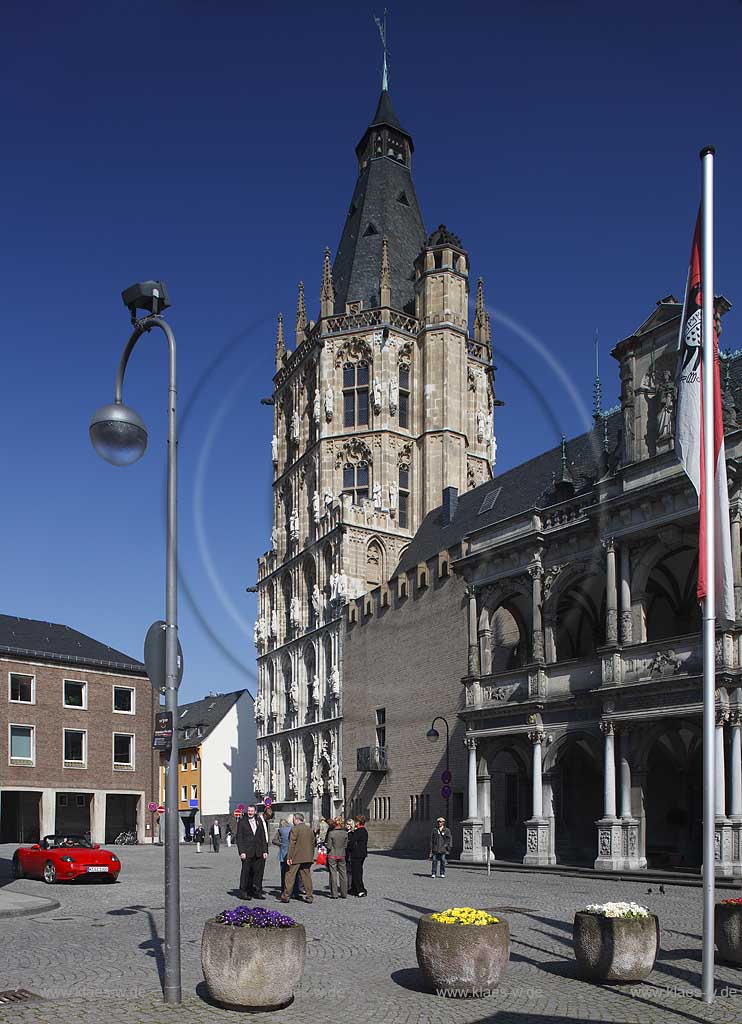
[0,843,740,1023]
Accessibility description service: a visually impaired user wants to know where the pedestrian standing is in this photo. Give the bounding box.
[210,818,221,853]
[326,817,348,899]
[280,813,315,903]
[429,817,452,877]
[225,823,233,848]
[252,805,271,896]
[344,819,355,892]
[194,824,206,853]
[274,818,301,898]
[347,815,368,897]
[236,805,269,900]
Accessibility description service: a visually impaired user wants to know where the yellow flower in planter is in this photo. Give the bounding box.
[431,906,499,926]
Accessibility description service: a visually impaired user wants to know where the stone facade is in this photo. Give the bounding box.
[252,91,498,819]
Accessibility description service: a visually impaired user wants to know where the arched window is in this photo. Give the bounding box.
[491,605,527,671]
[646,548,699,641]
[366,540,384,589]
[398,464,410,529]
[304,556,317,627]
[282,574,292,638]
[398,364,410,429]
[343,362,369,427]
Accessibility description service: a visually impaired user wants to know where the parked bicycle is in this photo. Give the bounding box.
[115,830,138,845]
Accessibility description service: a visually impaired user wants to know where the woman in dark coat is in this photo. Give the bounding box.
[347,815,368,897]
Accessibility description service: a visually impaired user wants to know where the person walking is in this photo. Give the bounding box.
[194,824,206,853]
[280,813,315,904]
[347,815,368,897]
[325,817,348,899]
[273,818,301,898]
[429,816,453,878]
[236,805,269,900]
[209,819,222,853]
[225,823,233,849]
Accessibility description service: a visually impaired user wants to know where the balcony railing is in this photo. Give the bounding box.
[356,746,388,772]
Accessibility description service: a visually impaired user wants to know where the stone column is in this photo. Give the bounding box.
[715,708,736,876]
[467,586,481,676]
[461,737,483,864]
[716,710,728,818]
[731,507,741,622]
[619,730,632,819]
[40,789,56,838]
[729,705,742,877]
[620,543,632,644]
[602,721,617,819]
[524,731,554,866]
[478,617,492,676]
[89,790,106,844]
[477,762,492,861]
[605,538,618,646]
[531,567,545,663]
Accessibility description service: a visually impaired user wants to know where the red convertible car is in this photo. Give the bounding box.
[13,835,121,884]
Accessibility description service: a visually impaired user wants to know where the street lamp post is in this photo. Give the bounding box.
[426,716,450,824]
[89,281,181,1005]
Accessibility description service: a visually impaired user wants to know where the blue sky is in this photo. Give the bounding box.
[2,0,741,703]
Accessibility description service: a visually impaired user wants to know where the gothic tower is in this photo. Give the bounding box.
[252,88,498,819]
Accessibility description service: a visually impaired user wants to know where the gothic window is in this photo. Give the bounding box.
[366,539,384,589]
[343,362,369,427]
[490,604,527,671]
[282,574,292,639]
[343,462,369,505]
[398,465,410,529]
[398,364,410,429]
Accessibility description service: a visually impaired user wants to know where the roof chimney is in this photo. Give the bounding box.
[441,486,458,527]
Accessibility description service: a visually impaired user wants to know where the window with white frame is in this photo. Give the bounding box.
[113,686,135,714]
[181,752,188,770]
[63,679,87,709]
[113,733,134,769]
[191,751,198,770]
[9,673,34,704]
[9,724,34,764]
[63,728,86,766]
[181,785,187,802]
[191,784,198,801]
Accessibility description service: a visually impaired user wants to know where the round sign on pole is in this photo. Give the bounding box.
[441,785,452,800]
[148,801,158,813]
[144,620,184,692]
[441,770,452,785]
[263,797,273,808]
[157,805,165,814]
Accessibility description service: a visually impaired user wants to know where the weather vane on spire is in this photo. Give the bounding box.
[374,9,389,92]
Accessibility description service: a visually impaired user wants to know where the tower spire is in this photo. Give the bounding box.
[379,236,391,307]
[593,329,602,422]
[374,10,389,92]
[275,312,285,369]
[474,277,487,344]
[295,281,307,346]
[320,248,335,318]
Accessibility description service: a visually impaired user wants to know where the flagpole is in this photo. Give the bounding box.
[700,144,716,1005]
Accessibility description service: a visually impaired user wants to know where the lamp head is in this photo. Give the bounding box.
[426,727,440,743]
[121,280,170,321]
[89,402,148,466]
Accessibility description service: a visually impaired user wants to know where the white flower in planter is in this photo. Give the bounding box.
[583,901,650,919]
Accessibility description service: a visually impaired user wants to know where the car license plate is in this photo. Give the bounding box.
[86,866,108,873]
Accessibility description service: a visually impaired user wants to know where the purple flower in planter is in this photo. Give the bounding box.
[215,906,296,929]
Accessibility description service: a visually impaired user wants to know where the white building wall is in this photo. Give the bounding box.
[200,691,256,816]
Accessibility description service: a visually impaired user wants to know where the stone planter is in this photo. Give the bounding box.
[201,918,306,1009]
[715,903,742,964]
[415,914,509,996]
[573,912,659,983]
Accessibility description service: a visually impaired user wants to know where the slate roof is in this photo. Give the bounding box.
[367,90,406,135]
[176,690,249,745]
[333,91,426,315]
[394,411,624,577]
[0,614,146,674]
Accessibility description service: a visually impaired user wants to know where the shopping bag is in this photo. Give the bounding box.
[315,848,327,867]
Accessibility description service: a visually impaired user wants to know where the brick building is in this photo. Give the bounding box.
[0,615,156,844]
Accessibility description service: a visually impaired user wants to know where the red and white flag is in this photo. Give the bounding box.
[675,212,735,623]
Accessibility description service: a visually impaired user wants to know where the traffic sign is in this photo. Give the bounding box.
[144,620,184,693]
[147,801,158,813]
[157,805,165,814]
[263,797,273,808]
[441,769,452,785]
[441,785,452,800]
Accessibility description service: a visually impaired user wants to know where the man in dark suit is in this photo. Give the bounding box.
[236,805,268,900]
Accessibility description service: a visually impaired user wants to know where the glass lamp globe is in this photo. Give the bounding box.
[89,403,148,466]
[426,727,440,743]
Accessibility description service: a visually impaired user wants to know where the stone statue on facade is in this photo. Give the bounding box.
[324,489,334,511]
[313,390,321,425]
[270,609,279,637]
[253,692,265,721]
[476,408,486,442]
[310,675,320,704]
[656,370,675,440]
[269,690,277,716]
[253,617,267,648]
[312,490,321,524]
[491,434,498,466]
[373,482,382,509]
[310,761,323,797]
[311,584,321,619]
[388,377,398,415]
[290,596,301,630]
[325,386,334,421]
[252,766,265,794]
[291,410,300,442]
[271,434,278,464]
[288,766,298,795]
[270,526,278,550]
[334,573,348,600]
[388,482,397,511]
[372,377,383,415]
[330,754,339,795]
[288,677,299,711]
[270,768,277,794]
[289,508,300,543]
[329,665,340,699]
